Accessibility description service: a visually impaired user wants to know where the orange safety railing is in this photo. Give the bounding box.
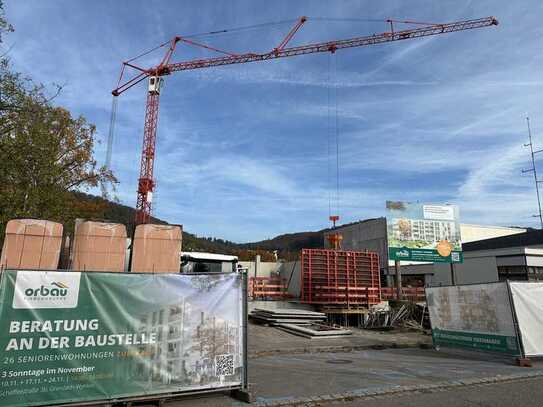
[381,287,426,302]
[249,276,289,300]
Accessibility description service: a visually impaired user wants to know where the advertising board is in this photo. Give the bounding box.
[0,270,244,406]
[386,201,463,263]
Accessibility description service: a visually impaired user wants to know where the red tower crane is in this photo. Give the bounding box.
[112,16,498,224]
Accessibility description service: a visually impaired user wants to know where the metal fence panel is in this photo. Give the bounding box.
[509,282,543,357]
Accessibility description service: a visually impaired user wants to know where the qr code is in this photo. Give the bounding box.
[451,252,460,262]
[215,354,234,376]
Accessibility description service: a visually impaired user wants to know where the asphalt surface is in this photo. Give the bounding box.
[249,347,541,402]
[333,376,543,406]
[160,346,543,407]
[248,323,432,357]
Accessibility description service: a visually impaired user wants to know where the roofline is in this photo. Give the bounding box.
[181,251,238,262]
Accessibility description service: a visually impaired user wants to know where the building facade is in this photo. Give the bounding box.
[323,218,528,287]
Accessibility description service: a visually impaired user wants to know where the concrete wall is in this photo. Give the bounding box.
[279,261,301,299]
[427,255,499,286]
[240,256,282,279]
[323,218,388,269]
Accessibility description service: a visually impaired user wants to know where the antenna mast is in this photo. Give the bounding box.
[522,117,543,229]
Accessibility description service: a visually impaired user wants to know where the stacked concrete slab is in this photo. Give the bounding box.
[71,220,127,272]
[0,219,63,270]
[250,308,327,325]
[131,224,182,273]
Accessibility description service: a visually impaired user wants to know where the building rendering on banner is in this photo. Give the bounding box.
[393,218,457,243]
[136,300,241,387]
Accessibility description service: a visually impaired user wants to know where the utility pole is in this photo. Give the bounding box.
[394,260,402,300]
[522,117,543,229]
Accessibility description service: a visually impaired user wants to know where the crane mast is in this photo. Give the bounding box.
[112,16,498,225]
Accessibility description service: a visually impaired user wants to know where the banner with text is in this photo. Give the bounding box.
[0,270,243,406]
[386,201,463,263]
[426,282,519,354]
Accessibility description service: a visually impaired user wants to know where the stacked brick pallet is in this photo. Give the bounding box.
[300,248,381,306]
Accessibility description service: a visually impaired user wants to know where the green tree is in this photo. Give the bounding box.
[0,1,13,46]
[0,3,116,237]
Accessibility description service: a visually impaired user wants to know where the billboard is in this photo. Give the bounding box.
[386,201,463,263]
[0,270,244,407]
[426,283,520,355]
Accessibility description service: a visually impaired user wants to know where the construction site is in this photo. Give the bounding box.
[2,2,543,407]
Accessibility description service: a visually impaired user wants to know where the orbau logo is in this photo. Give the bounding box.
[13,271,81,309]
[24,281,69,298]
[395,249,410,258]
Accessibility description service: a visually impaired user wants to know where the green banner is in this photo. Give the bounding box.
[386,201,463,264]
[0,270,243,406]
[389,247,463,263]
[432,329,519,354]
[426,283,520,356]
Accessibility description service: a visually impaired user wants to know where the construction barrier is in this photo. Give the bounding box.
[300,248,381,306]
[508,282,543,357]
[381,287,426,302]
[0,269,248,406]
[426,282,524,356]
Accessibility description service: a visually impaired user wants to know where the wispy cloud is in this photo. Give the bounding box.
[5,0,543,241]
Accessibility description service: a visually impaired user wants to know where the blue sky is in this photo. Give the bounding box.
[4,1,543,242]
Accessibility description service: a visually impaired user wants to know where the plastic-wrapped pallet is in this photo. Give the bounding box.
[71,220,127,272]
[131,224,182,273]
[0,219,63,270]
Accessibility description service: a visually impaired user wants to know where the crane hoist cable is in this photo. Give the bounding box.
[327,52,340,222]
[333,52,340,220]
[327,52,332,219]
[101,95,118,198]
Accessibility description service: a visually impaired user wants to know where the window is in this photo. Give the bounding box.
[498,266,528,281]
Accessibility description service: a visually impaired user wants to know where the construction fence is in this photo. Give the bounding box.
[0,269,248,406]
[426,281,543,358]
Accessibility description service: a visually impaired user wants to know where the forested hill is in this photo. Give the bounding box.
[76,193,327,261]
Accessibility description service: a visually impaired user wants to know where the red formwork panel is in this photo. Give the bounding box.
[300,248,381,306]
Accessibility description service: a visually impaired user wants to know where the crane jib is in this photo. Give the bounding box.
[110,16,498,224]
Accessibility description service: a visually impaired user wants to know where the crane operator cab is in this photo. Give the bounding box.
[181,252,239,274]
[148,76,163,94]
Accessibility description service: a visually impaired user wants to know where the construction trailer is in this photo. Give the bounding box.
[181,251,239,273]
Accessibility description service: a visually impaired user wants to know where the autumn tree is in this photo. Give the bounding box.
[0,3,116,237]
